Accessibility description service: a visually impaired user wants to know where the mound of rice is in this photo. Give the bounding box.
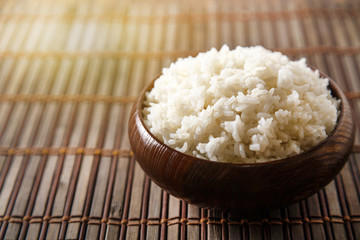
[143,45,339,163]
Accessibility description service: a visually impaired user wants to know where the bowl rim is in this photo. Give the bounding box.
[136,69,347,167]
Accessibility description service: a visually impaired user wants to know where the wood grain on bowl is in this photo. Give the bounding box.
[128,74,355,212]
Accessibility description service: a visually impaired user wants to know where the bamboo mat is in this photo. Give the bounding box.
[0,0,359,239]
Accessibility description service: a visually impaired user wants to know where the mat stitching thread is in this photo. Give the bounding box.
[0,94,137,103]
[0,147,133,157]
[0,46,359,59]
[0,91,358,104]
[2,215,360,226]
[0,145,358,156]
[0,8,358,22]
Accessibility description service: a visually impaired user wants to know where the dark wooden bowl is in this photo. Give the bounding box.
[128,73,355,212]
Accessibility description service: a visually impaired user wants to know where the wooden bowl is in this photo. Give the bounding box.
[128,73,355,212]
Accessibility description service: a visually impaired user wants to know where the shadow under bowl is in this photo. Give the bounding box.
[128,73,355,212]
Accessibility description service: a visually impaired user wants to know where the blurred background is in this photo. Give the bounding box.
[0,0,359,93]
[0,0,359,239]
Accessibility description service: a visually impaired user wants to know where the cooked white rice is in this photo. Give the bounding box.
[143,45,339,163]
